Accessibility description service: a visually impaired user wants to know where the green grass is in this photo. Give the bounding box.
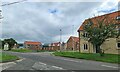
[11,49,32,53]
[0,53,19,63]
[53,52,120,64]
[37,50,55,52]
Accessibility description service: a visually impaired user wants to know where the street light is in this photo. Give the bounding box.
[72,25,75,51]
[0,10,3,24]
[60,29,62,52]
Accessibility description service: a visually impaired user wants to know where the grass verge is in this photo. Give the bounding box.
[37,50,55,52]
[0,48,2,50]
[11,49,32,53]
[53,52,120,64]
[0,53,19,63]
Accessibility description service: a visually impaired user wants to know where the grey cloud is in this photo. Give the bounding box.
[2,2,117,43]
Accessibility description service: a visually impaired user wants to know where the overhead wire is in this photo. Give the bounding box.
[1,0,27,6]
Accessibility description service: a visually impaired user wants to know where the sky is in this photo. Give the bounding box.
[1,0,119,43]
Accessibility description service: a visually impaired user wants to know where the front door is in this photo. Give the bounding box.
[95,45,99,53]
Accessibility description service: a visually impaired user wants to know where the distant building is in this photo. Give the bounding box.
[42,43,51,50]
[4,43,9,50]
[61,42,67,51]
[18,43,24,48]
[51,42,60,51]
[13,43,18,49]
[24,41,42,50]
[66,36,79,51]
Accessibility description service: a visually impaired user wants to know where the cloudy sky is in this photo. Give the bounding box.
[1,0,119,43]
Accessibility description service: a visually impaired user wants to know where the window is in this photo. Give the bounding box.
[84,44,88,50]
[117,42,120,48]
[72,48,73,50]
[116,16,120,20]
[83,32,88,37]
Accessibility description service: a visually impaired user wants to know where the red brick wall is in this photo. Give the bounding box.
[67,38,79,51]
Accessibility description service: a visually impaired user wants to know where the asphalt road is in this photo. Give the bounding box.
[2,51,119,71]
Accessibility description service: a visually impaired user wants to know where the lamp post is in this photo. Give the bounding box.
[60,29,62,52]
[72,25,75,51]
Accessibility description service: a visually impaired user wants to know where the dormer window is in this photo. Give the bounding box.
[116,16,120,20]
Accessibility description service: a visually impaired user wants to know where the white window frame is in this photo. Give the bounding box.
[83,44,88,50]
[117,42,120,49]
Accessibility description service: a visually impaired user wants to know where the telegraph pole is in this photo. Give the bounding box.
[72,25,75,52]
[72,25,75,36]
[0,9,2,40]
[0,10,2,19]
[60,29,62,52]
[0,10,3,20]
[0,0,27,20]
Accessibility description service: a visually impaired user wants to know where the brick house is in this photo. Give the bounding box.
[41,42,66,51]
[77,11,120,54]
[66,36,79,51]
[51,42,60,51]
[24,41,42,50]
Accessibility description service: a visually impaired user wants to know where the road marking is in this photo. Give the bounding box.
[53,57,82,63]
[0,62,16,65]
[101,65,118,68]
[0,62,16,71]
[71,71,76,72]
[32,62,65,70]
[63,59,82,63]
[52,66,63,69]
[39,62,47,65]
[16,58,25,62]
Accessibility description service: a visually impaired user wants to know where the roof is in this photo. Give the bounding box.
[24,41,41,45]
[67,36,79,43]
[78,10,120,31]
[51,42,60,46]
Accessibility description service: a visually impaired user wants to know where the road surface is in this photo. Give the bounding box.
[1,51,119,71]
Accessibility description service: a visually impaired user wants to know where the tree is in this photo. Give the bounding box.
[83,16,119,56]
[2,38,17,50]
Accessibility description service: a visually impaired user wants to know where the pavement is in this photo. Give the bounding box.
[1,51,120,71]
